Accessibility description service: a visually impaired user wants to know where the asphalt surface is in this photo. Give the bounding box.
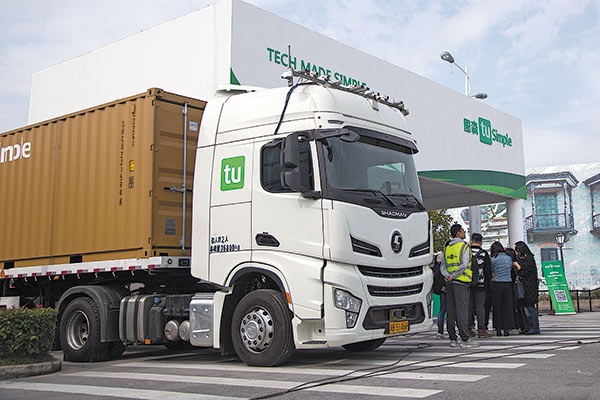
[1,312,598,400]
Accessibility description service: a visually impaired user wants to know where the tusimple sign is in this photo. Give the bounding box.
[463,117,512,148]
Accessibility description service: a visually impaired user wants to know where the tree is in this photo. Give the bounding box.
[428,209,455,253]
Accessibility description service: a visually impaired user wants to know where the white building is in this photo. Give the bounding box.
[27,0,526,243]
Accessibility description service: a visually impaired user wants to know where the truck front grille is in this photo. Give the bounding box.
[358,265,423,278]
[363,303,425,330]
[351,236,382,257]
[367,283,423,297]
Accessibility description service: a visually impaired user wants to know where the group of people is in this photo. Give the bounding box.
[432,223,540,349]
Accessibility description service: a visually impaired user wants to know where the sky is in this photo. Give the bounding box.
[1,0,598,168]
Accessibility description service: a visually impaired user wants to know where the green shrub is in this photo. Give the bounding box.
[0,307,58,358]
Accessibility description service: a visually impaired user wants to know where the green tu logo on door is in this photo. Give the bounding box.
[221,156,245,191]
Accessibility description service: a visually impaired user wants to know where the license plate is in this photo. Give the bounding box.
[387,319,409,334]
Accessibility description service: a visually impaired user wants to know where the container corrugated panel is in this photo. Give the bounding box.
[0,88,205,268]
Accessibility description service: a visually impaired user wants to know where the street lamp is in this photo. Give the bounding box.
[555,232,565,267]
[440,51,488,99]
[441,51,487,237]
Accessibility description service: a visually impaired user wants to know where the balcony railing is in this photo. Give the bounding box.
[525,212,575,232]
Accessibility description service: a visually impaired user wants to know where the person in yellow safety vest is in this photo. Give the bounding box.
[440,223,480,349]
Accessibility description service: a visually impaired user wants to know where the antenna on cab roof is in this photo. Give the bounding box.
[281,68,409,116]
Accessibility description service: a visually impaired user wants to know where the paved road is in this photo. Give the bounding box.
[1,312,599,400]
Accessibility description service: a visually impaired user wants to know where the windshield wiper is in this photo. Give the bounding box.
[345,188,396,207]
[391,193,426,211]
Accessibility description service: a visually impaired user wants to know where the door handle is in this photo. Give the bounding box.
[255,233,280,247]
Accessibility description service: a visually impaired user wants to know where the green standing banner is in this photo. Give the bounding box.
[542,260,576,314]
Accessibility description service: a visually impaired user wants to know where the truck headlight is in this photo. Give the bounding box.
[334,289,362,328]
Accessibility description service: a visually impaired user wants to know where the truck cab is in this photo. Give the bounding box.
[191,81,433,365]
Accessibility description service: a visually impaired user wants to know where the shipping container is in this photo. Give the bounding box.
[0,88,206,268]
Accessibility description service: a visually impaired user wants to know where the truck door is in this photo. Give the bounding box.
[252,136,323,258]
[251,136,324,318]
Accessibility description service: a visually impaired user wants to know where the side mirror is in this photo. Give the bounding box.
[281,133,304,192]
[280,133,320,199]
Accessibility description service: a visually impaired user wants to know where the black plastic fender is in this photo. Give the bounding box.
[56,285,125,342]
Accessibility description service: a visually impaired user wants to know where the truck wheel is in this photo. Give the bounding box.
[60,297,104,362]
[342,338,386,352]
[231,289,294,366]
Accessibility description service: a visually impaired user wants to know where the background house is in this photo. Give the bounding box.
[453,162,600,290]
[525,162,600,290]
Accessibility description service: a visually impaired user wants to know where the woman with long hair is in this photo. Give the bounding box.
[490,241,514,336]
[515,241,541,334]
[506,247,525,332]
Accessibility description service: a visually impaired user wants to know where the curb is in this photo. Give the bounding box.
[0,357,62,380]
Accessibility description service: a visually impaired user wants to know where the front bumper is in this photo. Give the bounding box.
[314,260,433,347]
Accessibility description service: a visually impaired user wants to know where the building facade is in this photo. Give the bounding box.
[452,162,600,290]
[525,162,600,290]
[25,0,527,244]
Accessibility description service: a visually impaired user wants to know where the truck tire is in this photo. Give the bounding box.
[60,297,106,362]
[342,338,386,352]
[231,289,295,366]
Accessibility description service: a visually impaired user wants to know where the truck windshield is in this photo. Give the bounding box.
[319,130,423,208]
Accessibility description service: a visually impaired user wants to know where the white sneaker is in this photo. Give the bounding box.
[449,340,459,347]
[459,341,480,349]
[436,332,444,340]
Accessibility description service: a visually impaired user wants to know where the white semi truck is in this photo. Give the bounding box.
[0,71,433,366]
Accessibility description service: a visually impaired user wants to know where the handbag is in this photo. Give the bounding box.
[514,276,525,300]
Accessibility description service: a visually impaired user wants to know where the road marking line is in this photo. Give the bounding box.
[319,360,524,369]
[0,382,241,400]
[117,361,488,381]
[417,333,598,337]
[384,351,554,359]
[69,371,442,398]
[382,344,561,351]
[387,339,587,346]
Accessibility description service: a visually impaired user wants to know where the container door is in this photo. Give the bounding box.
[151,98,204,257]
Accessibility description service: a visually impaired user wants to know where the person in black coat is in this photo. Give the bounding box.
[469,233,492,337]
[515,241,540,334]
[506,247,525,332]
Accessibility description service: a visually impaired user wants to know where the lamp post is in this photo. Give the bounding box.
[440,51,488,98]
[441,51,487,237]
[555,232,565,267]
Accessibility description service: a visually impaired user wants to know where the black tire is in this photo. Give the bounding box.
[231,289,295,366]
[60,297,105,362]
[342,338,386,352]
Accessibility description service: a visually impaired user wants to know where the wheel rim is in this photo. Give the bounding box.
[65,310,90,351]
[239,306,274,353]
